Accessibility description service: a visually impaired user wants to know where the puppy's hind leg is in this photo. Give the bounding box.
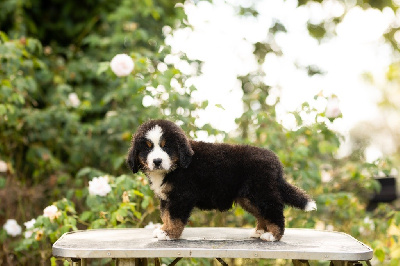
[237,197,285,241]
[236,198,268,239]
[257,202,285,242]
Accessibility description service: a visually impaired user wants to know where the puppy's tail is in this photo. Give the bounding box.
[279,180,317,212]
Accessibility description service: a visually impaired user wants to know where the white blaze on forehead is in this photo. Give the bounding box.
[145,125,171,171]
[145,125,163,145]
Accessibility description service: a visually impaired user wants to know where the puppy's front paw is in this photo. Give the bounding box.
[260,232,277,242]
[156,229,171,241]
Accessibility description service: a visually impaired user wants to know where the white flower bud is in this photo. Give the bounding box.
[326,97,341,119]
[24,218,36,229]
[0,160,8,172]
[24,230,33,238]
[67,93,80,108]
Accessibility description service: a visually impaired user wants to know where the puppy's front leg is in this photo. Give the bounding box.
[157,210,185,240]
[154,199,192,240]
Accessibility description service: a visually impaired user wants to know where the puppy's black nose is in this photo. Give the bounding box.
[153,158,162,167]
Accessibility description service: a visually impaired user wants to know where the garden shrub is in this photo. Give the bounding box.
[0,0,216,263]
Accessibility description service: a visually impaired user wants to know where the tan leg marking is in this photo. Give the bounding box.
[236,198,283,241]
[160,210,184,239]
[265,222,283,241]
[256,219,268,232]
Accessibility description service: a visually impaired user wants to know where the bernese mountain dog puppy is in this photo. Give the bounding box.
[127,119,316,241]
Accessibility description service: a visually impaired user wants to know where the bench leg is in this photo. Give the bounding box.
[216,258,228,266]
[71,258,87,266]
[169,258,183,266]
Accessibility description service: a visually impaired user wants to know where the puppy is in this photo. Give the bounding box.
[127,119,316,241]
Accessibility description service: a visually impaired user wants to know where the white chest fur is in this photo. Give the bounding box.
[147,172,167,200]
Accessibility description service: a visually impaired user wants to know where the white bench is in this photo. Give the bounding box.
[52,227,373,265]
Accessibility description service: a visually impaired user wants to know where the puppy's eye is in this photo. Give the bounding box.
[160,139,166,148]
[146,141,153,148]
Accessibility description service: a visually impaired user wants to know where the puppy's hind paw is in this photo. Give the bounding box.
[250,229,265,238]
[152,227,162,238]
[305,201,317,212]
[156,229,171,241]
[260,232,277,242]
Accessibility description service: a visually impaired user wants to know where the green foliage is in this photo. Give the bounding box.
[13,174,154,259]
[0,0,185,47]
[0,0,217,263]
[0,0,211,182]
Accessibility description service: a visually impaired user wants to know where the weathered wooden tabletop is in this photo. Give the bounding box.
[52,227,372,262]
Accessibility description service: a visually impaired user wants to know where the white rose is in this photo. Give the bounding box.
[0,160,8,172]
[43,205,59,220]
[321,170,332,183]
[67,93,80,108]
[3,219,22,237]
[24,218,36,229]
[88,176,112,196]
[325,97,341,119]
[363,216,375,230]
[24,230,33,238]
[157,62,168,73]
[110,54,134,77]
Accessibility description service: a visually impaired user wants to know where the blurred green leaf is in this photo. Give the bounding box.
[0,177,6,188]
[375,248,386,262]
[80,211,93,222]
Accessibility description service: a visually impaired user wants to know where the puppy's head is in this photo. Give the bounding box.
[127,120,194,174]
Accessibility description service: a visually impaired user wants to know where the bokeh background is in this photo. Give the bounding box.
[1,0,400,265]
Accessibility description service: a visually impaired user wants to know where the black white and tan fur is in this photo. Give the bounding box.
[127,119,316,241]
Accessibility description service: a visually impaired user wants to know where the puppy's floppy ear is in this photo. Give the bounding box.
[176,131,194,168]
[126,134,140,173]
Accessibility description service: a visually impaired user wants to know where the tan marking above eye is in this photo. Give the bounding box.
[146,140,153,148]
[160,139,166,148]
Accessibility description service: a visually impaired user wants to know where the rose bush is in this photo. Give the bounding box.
[11,173,156,264]
[0,0,216,263]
